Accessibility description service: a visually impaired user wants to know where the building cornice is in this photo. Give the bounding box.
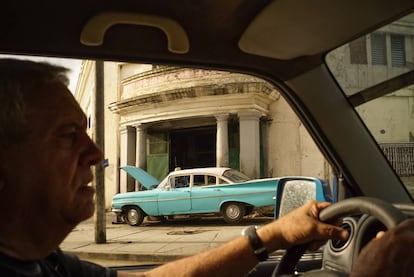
[109,81,278,114]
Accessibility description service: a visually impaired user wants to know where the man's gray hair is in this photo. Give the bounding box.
[0,58,70,146]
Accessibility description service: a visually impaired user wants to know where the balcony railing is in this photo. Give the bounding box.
[380,143,414,176]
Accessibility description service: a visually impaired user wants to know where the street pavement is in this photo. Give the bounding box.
[60,212,274,267]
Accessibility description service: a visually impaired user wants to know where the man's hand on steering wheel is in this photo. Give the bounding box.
[272,197,407,276]
[257,201,349,253]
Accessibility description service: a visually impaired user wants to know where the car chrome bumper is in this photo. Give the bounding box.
[112,208,122,213]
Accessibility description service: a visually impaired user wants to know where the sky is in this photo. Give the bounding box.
[0,54,82,93]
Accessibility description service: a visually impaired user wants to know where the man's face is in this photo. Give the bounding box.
[2,81,103,227]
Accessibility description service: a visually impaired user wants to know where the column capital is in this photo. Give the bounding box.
[132,123,148,130]
[215,113,229,122]
[238,110,263,120]
[120,125,135,134]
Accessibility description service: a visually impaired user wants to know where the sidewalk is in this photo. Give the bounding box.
[60,213,252,267]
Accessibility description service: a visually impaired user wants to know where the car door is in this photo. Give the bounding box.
[157,174,192,214]
[190,174,222,213]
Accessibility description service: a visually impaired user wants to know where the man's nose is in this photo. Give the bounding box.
[80,136,104,167]
[88,142,104,166]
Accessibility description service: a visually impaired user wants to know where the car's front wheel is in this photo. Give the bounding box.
[124,206,145,226]
[222,202,245,224]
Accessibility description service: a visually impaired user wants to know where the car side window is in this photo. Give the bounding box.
[218,178,230,185]
[207,175,216,185]
[172,175,190,188]
[193,175,216,186]
[193,175,205,186]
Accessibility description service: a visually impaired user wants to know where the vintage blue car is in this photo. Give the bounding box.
[112,167,333,226]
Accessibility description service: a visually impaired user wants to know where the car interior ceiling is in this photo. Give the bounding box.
[0,1,411,81]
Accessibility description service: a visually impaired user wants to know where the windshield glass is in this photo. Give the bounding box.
[326,12,414,197]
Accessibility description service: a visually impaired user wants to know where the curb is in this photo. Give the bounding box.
[63,250,188,265]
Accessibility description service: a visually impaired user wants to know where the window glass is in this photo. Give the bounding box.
[222,169,250,183]
[193,175,216,186]
[207,175,216,185]
[4,52,337,265]
[172,175,190,188]
[218,178,230,185]
[326,12,414,197]
[193,175,206,186]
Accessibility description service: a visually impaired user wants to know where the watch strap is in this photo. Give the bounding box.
[241,225,269,261]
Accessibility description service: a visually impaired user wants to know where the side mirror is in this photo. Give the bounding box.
[276,179,322,218]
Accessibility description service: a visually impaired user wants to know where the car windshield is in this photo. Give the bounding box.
[325,12,414,198]
[222,169,251,183]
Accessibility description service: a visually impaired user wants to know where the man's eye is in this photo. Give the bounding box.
[63,132,76,138]
[62,132,77,139]
[60,129,78,144]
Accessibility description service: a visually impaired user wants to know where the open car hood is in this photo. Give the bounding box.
[120,166,160,189]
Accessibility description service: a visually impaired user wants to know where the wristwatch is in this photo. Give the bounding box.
[241,225,269,261]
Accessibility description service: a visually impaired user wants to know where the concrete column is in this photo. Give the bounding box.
[135,124,147,169]
[216,114,229,167]
[261,117,271,177]
[238,111,262,178]
[120,126,136,192]
[135,124,147,190]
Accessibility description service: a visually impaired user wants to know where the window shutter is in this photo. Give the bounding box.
[349,36,367,64]
[371,33,387,65]
[391,34,406,67]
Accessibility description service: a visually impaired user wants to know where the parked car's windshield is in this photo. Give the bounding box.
[326,11,414,198]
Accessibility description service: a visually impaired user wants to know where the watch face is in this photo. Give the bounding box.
[242,225,256,235]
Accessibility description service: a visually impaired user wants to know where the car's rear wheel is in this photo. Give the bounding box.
[125,206,145,226]
[222,202,245,224]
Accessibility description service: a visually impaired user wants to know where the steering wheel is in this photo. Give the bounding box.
[272,197,407,277]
